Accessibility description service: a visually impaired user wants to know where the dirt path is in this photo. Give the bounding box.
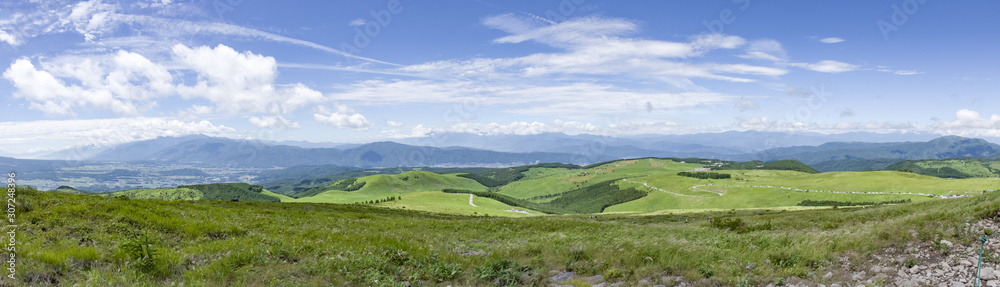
[468,194,477,207]
[622,179,714,198]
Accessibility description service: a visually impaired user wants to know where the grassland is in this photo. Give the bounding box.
[289,171,487,204]
[376,191,539,217]
[96,158,1000,218]
[17,182,1000,286]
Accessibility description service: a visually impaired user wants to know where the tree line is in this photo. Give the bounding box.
[677,171,731,179]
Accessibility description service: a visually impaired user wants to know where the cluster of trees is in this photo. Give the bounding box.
[457,163,581,188]
[362,196,400,205]
[444,179,647,214]
[178,183,280,202]
[796,199,911,207]
[677,171,731,179]
[329,178,367,191]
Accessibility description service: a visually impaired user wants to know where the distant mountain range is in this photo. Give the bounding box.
[19,133,1000,172]
[85,135,612,168]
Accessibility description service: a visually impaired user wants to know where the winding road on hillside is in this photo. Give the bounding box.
[622,179,715,198]
[468,194,477,207]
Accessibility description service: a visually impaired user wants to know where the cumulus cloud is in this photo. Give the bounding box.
[314,104,373,130]
[3,44,325,127]
[173,44,326,116]
[248,115,301,129]
[2,50,171,116]
[67,0,120,41]
[931,109,1000,136]
[0,29,20,46]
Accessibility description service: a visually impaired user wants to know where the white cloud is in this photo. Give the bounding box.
[248,115,301,129]
[0,29,19,46]
[819,37,844,44]
[385,120,403,127]
[349,18,366,26]
[67,0,120,41]
[733,117,918,133]
[406,15,778,83]
[4,44,326,127]
[788,60,858,73]
[0,1,397,66]
[931,109,1000,136]
[383,119,677,138]
[0,117,238,157]
[327,80,736,117]
[875,67,923,76]
[314,104,373,130]
[2,52,166,116]
[171,44,326,116]
[739,39,787,61]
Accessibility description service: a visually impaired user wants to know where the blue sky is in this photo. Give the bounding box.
[0,0,998,156]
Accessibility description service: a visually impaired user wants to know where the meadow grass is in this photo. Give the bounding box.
[18,183,1000,286]
[288,171,486,204]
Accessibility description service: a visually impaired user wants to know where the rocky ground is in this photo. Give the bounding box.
[543,217,1000,287]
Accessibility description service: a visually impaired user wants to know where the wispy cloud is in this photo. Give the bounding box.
[819,37,844,44]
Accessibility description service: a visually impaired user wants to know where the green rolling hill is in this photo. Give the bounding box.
[887,158,1000,178]
[75,157,999,216]
[107,183,285,202]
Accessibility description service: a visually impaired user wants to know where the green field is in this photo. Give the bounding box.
[17,182,1000,286]
[289,171,487,204]
[101,158,1000,217]
[376,191,539,217]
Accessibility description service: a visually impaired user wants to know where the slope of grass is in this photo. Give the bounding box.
[498,158,704,199]
[290,171,487,204]
[375,191,538,217]
[17,184,1000,286]
[888,158,1000,178]
[107,183,283,202]
[605,169,996,213]
[106,187,203,201]
[47,186,95,195]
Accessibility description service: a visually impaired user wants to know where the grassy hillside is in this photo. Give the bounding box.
[887,158,1000,178]
[607,170,996,213]
[107,187,203,201]
[289,171,488,204]
[108,183,283,202]
[16,183,1000,286]
[47,186,95,195]
[376,191,540,217]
